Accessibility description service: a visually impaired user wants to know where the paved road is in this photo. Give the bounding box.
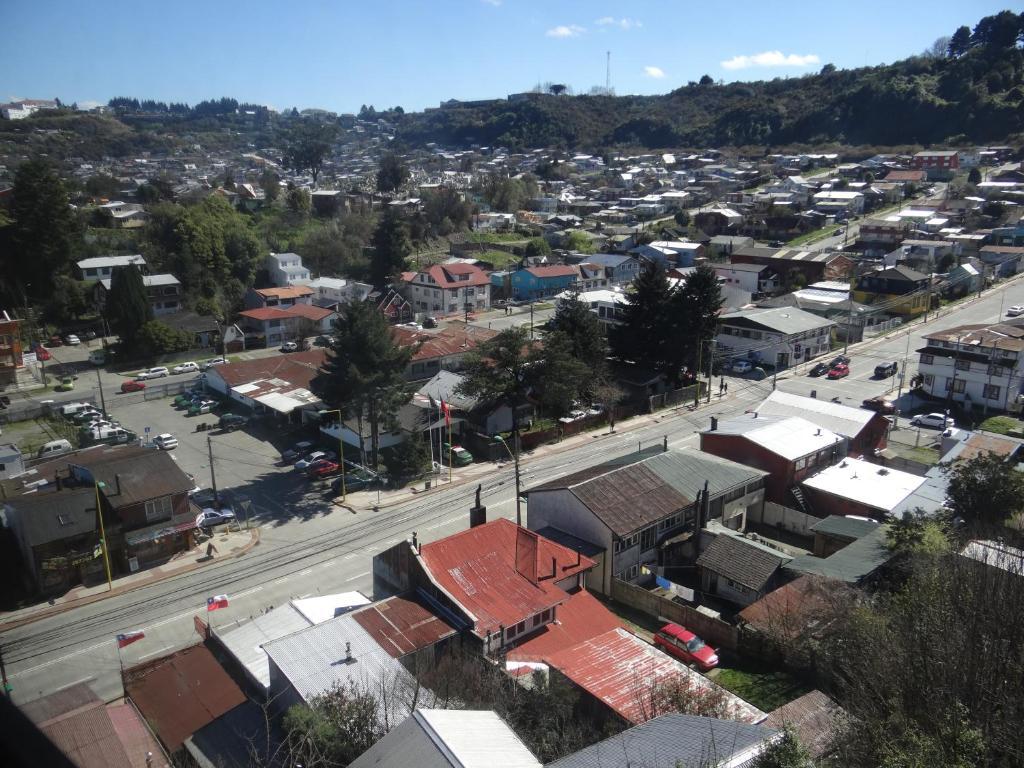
[4,273,1023,708]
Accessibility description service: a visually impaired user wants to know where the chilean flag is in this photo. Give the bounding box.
[116,630,145,648]
[207,594,229,611]
[440,398,451,427]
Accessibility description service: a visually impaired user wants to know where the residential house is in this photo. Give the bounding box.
[237,304,336,347]
[392,324,498,380]
[506,265,578,301]
[264,252,311,286]
[945,262,983,298]
[402,263,492,315]
[297,276,373,309]
[93,273,182,316]
[700,413,846,506]
[634,241,705,268]
[730,245,853,285]
[575,262,609,291]
[0,98,59,120]
[714,263,780,297]
[889,239,956,273]
[857,217,914,249]
[95,201,146,228]
[693,205,743,236]
[812,190,864,216]
[548,713,776,768]
[915,320,1024,412]
[809,515,884,558]
[203,350,324,422]
[784,523,895,585]
[978,245,1024,277]
[716,306,835,370]
[473,212,516,231]
[525,448,768,594]
[75,254,148,282]
[244,285,314,309]
[800,457,925,519]
[708,235,755,259]
[696,530,792,607]
[350,710,541,768]
[0,311,24,386]
[0,443,25,480]
[912,150,959,180]
[755,390,890,456]
[851,265,931,318]
[556,288,628,328]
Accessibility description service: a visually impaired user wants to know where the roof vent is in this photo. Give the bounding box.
[878,468,889,475]
[815,428,821,436]
[840,460,848,468]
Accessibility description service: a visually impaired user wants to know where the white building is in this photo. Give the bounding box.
[0,99,59,120]
[716,307,835,370]
[265,252,311,286]
[296,276,373,307]
[916,321,1024,412]
[75,254,148,282]
[555,288,628,327]
[812,190,865,216]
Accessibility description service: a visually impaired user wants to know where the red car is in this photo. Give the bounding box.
[309,460,340,479]
[121,380,146,393]
[653,623,719,671]
[826,363,850,379]
[34,345,52,361]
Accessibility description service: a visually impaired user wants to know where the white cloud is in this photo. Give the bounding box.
[595,16,641,30]
[546,24,585,38]
[481,0,501,6]
[644,66,666,79]
[720,50,821,70]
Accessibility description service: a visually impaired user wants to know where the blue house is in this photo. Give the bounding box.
[582,253,642,286]
[507,266,579,301]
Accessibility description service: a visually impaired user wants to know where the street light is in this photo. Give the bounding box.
[321,409,347,502]
[495,434,522,526]
[94,479,113,591]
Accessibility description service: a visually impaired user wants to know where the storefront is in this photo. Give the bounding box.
[124,516,198,570]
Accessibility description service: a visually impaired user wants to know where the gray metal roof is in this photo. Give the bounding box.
[548,713,775,768]
[219,604,312,689]
[756,391,874,440]
[785,525,895,583]
[696,534,791,592]
[8,486,97,547]
[719,306,834,335]
[809,515,881,541]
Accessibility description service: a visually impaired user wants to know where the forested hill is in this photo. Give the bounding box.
[394,12,1024,152]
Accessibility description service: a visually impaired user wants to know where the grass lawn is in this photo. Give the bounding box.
[787,226,838,247]
[978,415,1020,435]
[710,663,811,712]
[888,442,942,465]
[477,250,520,268]
[465,232,529,244]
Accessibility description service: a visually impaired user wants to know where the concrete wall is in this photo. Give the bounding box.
[526,490,614,593]
[610,578,738,651]
[748,501,818,538]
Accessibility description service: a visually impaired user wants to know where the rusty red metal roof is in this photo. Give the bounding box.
[506,588,622,662]
[125,644,246,752]
[351,594,458,658]
[210,349,326,389]
[419,518,595,637]
[392,324,498,363]
[41,705,134,768]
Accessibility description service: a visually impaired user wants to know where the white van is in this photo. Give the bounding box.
[58,402,90,418]
[37,439,73,459]
[88,349,107,366]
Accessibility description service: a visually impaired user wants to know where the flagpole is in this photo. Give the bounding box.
[95,479,112,591]
[446,393,452,483]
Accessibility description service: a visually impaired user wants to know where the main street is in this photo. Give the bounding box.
[3,274,1023,709]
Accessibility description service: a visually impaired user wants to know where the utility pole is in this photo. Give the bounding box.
[207,434,219,509]
[95,365,107,414]
[529,302,534,339]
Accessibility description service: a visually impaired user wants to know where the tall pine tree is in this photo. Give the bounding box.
[611,260,674,376]
[369,207,411,288]
[106,264,153,352]
[545,291,609,378]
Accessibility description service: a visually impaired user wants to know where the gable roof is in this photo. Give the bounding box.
[525,265,578,279]
[254,285,314,300]
[696,534,791,591]
[8,486,97,546]
[392,325,498,363]
[785,525,894,583]
[756,390,876,440]
[238,304,333,322]
[809,515,882,541]
[418,518,595,637]
[351,594,458,658]
[764,690,844,760]
[412,263,491,289]
[507,588,623,662]
[707,414,842,461]
[210,349,326,389]
[73,445,194,510]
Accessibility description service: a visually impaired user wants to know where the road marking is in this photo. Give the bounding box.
[345,570,370,582]
[11,639,111,678]
[299,569,313,576]
[274,577,288,585]
[320,560,335,568]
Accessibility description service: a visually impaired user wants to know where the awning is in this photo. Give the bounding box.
[125,519,197,547]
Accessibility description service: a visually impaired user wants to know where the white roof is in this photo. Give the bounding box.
[713,414,842,460]
[291,592,370,624]
[219,603,312,688]
[803,457,924,513]
[813,190,863,200]
[77,254,146,269]
[556,288,628,305]
[757,391,873,438]
[959,540,1024,573]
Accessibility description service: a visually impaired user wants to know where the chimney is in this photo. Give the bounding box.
[114,473,122,496]
[710,416,718,431]
[469,484,487,528]
[816,428,821,436]
[345,641,352,661]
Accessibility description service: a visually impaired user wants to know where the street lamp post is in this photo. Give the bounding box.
[322,409,347,503]
[94,479,113,591]
[496,433,522,526]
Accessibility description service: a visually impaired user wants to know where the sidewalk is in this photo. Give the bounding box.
[0,527,260,632]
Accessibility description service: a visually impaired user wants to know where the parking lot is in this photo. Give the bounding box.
[104,386,346,527]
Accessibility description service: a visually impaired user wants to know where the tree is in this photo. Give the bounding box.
[548,83,568,96]
[631,670,731,723]
[9,158,79,303]
[948,25,972,57]
[84,173,120,200]
[481,175,537,213]
[376,153,410,193]
[315,301,415,469]
[546,292,608,376]
[422,187,472,236]
[135,320,192,356]
[887,509,952,556]
[524,237,551,258]
[46,276,89,324]
[532,331,591,417]
[383,431,430,484]
[971,10,1023,49]
[944,451,1024,527]
[564,229,595,253]
[924,36,952,59]
[282,681,385,767]
[286,187,311,215]
[105,264,153,351]
[673,209,690,228]
[612,260,674,375]
[259,169,280,202]
[699,74,715,86]
[284,122,337,186]
[968,167,982,185]
[753,725,812,768]
[369,207,410,287]
[675,264,724,377]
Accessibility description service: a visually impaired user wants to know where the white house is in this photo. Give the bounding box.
[266,252,311,286]
[812,190,864,216]
[473,212,516,232]
[716,307,835,370]
[555,288,628,327]
[714,263,780,296]
[296,277,373,307]
[401,263,491,315]
[75,254,148,282]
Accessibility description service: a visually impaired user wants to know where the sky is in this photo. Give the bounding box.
[0,1,1013,114]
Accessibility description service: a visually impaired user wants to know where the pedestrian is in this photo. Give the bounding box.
[724,380,729,394]
[719,378,724,395]
[206,541,218,558]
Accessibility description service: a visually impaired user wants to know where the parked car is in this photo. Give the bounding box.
[280,341,299,353]
[55,376,75,391]
[172,361,199,375]
[910,412,955,430]
[309,460,341,479]
[296,451,335,471]
[653,623,719,671]
[57,402,91,419]
[730,359,753,374]
[47,335,63,347]
[281,441,314,463]
[808,362,829,377]
[422,316,438,329]
[1006,305,1024,317]
[71,408,103,424]
[63,334,81,346]
[442,443,473,467]
[34,345,51,361]
[827,363,850,379]
[174,389,204,407]
[873,361,898,378]
[153,433,178,450]
[332,474,372,494]
[37,439,73,459]
[121,380,146,393]
[88,349,107,365]
[188,399,217,416]
[135,366,170,380]
[828,355,850,368]
[862,395,896,415]
[313,335,331,347]
[195,508,236,530]
[218,413,249,431]
[199,357,228,371]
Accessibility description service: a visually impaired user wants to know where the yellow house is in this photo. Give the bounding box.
[852,265,931,318]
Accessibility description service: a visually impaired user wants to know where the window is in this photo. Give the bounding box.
[640,527,656,551]
[955,359,971,371]
[144,496,173,522]
[795,457,807,470]
[920,354,934,365]
[614,533,639,553]
[541,609,551,622]
[945,377,965,393]
[984,384,1001,400]
[658,513,682,532]
[626,564,638,580]
[923,373,934,387]
[987,364,1006,378]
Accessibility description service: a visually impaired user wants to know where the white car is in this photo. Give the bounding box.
[730,360,753,374]
[153,433,178,450]
[64,334,81,346]
[196,507,236,529]
[1007,305,1024,317]
[295,451,329,471]
[199,357,228,371]
[910,413,955,430]
[172,361,199,375]
[280,341,299,353]
[135,366,170,380]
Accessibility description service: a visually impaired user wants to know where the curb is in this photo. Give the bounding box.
[0,528,261,633]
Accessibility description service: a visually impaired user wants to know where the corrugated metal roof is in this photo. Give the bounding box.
[107,702,170,768]
[419,519,595,637]
[765,690,843,759]
[351,595,458,658]
[507,589,622,662]
[548,712,775,768]
[809,515,882,540]
[292,592,370,624]
[42,705,134,768]
[785,525,894,583]
[219,603,312,689]
[73,445,194,510]
[696,534,791,592]
[757,391,874,440]
[546,628,765,726]
[707,414,842,461]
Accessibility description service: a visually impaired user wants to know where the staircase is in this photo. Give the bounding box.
[789,486,814,516]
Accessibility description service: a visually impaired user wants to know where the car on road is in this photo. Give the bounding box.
[88,349,108,366]
[874,362,898,378]
[313,335,331,347]
[827,363,850,379]
[1007,305,1024,317]
[135,367,170,380]
[56,376,75,391]
[218,413,249,431]
[64,334,81,346]
[653,623,719,671]
[199,357,228,370]
[172,361,199,375]
[281,441,315,463]
[153,433,178,450]
[296,451,336,471]
[195,507,236,530]
[730,359,753,374]
[828,355,850,368]
[309,460,341,479]
[188,399,217,416]
[442,443,474,466]
[910,412,955,430]
[808,362,829,377]
[121,379,146,393]
[280,341,299,352]
[862,395,896,415]
[422,317,438,329]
